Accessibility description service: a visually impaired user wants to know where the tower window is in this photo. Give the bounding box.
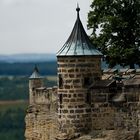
[84,77,90,87]
[86,92,91,104]
[59,94,63,104]
[59,74,63,88]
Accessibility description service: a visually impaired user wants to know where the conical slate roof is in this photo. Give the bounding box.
[29,65,42,79]
[57,6,102,56]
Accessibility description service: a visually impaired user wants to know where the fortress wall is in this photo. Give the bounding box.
[26,59,140,140]
[25,78,140,140]
[29,79,43,105]
[25,111,57,140]
[30,86,57,106]
[90,86,140,133]
[29,79,43,89]
[91,89,116,130]
[123,87,140,136]
[25,87,140,140]
[25,86,58,140]
[34,89,50,104]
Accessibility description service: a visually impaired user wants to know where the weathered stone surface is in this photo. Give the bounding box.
[25,85,58,140]
[57,56,102,136]
[25,56,140,140]
[75,130,139,140]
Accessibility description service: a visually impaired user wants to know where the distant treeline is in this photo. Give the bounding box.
[0,108,25,140]
[0,102,27,140]
[0,76,56,100]
[0,61,57,76]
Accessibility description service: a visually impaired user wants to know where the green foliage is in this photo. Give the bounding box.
[0,62,57,139]
[0,129,24,140]
[88,0,140,68]
[0,76,28,100]
[0,76,56,100]
[0,101,27,112]
[0,61,57,76]
[0,102,28,140]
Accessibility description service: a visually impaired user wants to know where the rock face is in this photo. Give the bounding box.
[25,105,57,140]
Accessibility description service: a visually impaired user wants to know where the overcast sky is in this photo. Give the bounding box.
[0,0,91,54]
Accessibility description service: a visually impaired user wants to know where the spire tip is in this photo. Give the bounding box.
[76,3,80,12]
[34,65,39,73]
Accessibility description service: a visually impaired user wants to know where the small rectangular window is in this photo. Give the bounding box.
[86,92,91,104]
[84,77,90,87]
[59,74,63,88]
[59,94,63,104]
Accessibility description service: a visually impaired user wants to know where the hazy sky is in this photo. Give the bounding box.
[0,0,91,54]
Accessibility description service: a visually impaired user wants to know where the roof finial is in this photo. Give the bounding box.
[29,65,42,79]
[76,3,80,16]
[34,64,39,73]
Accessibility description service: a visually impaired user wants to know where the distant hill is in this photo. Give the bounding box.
[0,54,137,76]
[0,62,57,76]
[0,53,56,63]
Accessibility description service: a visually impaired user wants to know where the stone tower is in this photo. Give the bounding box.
[25,66,58,140]
[56,6,102,137]
[29,66,43,105]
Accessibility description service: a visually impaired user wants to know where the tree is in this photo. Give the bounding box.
[88,0,140,68]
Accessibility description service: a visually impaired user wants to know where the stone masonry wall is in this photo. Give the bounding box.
[29,79,43,105]
[25,87,58,140]
[25,105,57,140]
[91,88,116,130]
[57,56,102,137]
[25,65,140,140]
[90,86,140,136]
